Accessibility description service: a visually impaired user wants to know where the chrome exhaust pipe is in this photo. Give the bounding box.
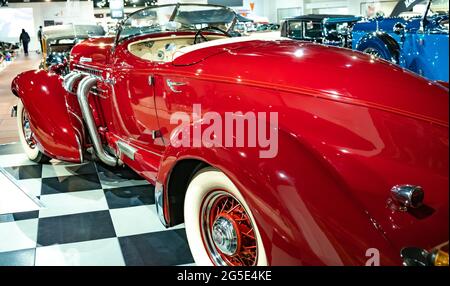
[64,71,84,93]
[63,71,78,91]
[77,76,117,167]
[67,73,84,93]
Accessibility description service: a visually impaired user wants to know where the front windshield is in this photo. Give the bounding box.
[118,4,236,42]
[389,0,449,18]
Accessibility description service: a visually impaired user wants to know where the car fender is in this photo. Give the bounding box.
[156,124,398,266]
[11,70,84,163]
[356,32,400,64]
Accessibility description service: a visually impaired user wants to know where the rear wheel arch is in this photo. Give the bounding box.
[356,32,400,64]
[162,155,270,266]
[165,158,210,226]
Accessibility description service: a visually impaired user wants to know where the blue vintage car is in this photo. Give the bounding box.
[352,0,449,82]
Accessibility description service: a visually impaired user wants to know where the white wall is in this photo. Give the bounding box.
[4,0,96,50]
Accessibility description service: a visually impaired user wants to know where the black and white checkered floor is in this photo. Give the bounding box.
[0,143,194,266]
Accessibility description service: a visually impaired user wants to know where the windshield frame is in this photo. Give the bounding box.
[114,3,237,46]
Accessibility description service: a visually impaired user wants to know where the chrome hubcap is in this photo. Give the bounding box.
[363,48,381,58]
[212,216,238,256]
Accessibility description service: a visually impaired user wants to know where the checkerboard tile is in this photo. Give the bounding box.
[0,143,194,266]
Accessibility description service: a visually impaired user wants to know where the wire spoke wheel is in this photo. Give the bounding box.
[184,168,267,266]
[363,47,382,58]
[16,100,50,163]
[200,190,258,266]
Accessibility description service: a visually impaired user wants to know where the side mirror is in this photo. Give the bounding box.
[393,22,406,35]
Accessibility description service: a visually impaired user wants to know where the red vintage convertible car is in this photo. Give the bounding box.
[11,4,449,266]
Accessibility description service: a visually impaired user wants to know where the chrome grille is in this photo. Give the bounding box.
[73,64,103,78]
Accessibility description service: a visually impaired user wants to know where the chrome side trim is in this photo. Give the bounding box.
[75,134,83,164]
[77,76,117,167]
[155,181,169,227]
[116,140,137,161]
[166,79,186,93]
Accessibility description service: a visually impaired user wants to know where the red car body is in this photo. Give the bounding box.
[11,28,448,266]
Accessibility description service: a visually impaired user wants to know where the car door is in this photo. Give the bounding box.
[109,42,166,177]
[404,32,449,82]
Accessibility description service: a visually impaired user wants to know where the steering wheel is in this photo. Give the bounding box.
[194,26,232,44]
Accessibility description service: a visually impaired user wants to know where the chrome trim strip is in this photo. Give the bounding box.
[145,148,163,158]
[116,140,137,161]
[68,109,86,150]
[155,181,169,227]
[75,134,83,164]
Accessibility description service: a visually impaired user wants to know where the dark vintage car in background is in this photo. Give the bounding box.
[281,14,361,48]
[352,0,449,82]
[10,3,449,266]
[40,24,105,74]
[256,23,281,32]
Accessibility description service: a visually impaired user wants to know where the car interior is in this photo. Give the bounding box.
[127,34,228,62]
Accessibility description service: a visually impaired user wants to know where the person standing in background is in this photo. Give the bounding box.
[19,29,31,56]
[37,26,43,53]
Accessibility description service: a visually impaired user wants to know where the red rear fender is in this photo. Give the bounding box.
[11,70,84,163]
[157,128,399,266]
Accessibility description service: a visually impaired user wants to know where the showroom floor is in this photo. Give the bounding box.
[0,53,41,144]
[0,143,194,266]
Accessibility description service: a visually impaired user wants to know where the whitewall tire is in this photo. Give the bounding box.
[184,167,268,266]
[17,100,50,163]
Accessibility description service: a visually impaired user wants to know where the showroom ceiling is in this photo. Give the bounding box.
[2,0,156,7]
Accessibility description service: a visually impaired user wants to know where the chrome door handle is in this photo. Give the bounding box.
[104,77,116,86]
[166,79,186,93]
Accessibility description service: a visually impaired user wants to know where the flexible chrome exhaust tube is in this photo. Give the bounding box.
[63,71,79,92]
[65,72,84,93]
[76,76,118,167]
